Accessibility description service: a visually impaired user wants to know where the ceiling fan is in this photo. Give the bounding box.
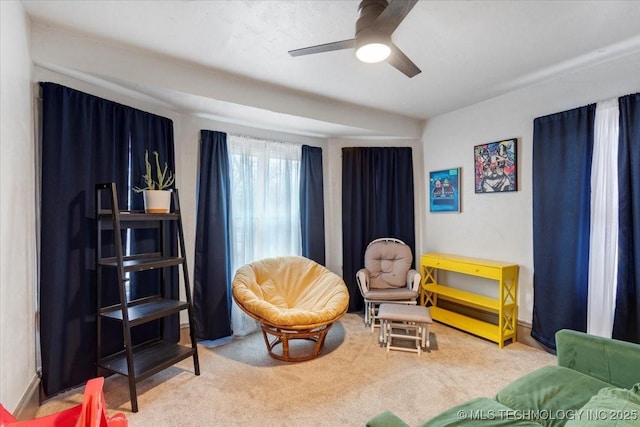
[288,0,421,78]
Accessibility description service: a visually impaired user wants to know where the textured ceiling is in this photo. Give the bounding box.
[21,0,640,137]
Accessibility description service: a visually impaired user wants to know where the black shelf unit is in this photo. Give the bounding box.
[95,182,199,412]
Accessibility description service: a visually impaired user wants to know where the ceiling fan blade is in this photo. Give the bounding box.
[387,43,421,78]
[373,0,419,36]
[288,39,356,57]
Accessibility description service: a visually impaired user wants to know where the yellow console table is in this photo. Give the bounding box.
[420,253,518,348]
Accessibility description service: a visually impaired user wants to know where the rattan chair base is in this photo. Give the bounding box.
[260,323,333,362]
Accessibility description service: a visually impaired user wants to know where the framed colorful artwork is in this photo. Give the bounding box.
[429,168,461,212]
[474,138,517,193]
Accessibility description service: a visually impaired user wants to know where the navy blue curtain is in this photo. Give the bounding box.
[613,93,640,343]
[193,130,233,340]
[40,82,176,396]
[128,113,179,347]
[341,147,415,312]
[300,145,326,265]
[531,104,596,349]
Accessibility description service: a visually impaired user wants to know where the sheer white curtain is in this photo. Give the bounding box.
[587,98,619,337]
[227,134,302,336]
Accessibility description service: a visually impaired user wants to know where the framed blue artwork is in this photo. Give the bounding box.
[429,168,460,212]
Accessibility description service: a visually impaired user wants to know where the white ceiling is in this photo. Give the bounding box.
[21,0,640,138]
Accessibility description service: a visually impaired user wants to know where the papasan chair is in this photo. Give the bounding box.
[232,256,350,362]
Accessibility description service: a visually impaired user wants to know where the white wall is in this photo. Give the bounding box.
[421,52,640,324]
[0,0,37,413]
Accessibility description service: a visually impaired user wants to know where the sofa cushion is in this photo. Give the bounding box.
[556,329,640,389]
[419,397,542,426]
[495,366,611,427]
[366,410,411,427]
[565,384,640,426]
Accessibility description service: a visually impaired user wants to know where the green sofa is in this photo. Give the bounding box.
[367,329,640,427]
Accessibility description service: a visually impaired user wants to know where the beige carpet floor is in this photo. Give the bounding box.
[36,313,556,426]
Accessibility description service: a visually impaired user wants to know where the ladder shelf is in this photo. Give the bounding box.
[95,182,200,412]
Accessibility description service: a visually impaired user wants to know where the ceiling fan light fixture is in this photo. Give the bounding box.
[356,42,391,63]
[287,0,421,77]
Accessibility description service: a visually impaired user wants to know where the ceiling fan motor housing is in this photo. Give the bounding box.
[356,0,389,35]
[356,0,391,53]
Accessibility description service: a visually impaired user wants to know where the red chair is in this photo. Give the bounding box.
[0,377,127,427]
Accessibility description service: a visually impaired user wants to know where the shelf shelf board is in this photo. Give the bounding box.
[98,256,184,272]
[98,210,180,221]
[101,298,189,326]
[423,284,500,311]
[97,210,180,230]
[98,341,196,381]
[430,306,501,342]
[422,253,519,269]
[422,253,519,281]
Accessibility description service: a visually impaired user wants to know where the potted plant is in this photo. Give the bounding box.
[134,150,175,213]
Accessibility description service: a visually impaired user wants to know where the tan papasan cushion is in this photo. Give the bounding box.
[232,256,350,329]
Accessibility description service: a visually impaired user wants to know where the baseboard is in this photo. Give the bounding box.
[516,320,555,354]
[13,375,40,421]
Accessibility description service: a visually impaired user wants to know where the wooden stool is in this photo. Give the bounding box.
[378,304,432,355]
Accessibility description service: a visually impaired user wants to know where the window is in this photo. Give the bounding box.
[227,134,302,334]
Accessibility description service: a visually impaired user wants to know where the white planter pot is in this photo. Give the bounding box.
[143,190,171,213]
